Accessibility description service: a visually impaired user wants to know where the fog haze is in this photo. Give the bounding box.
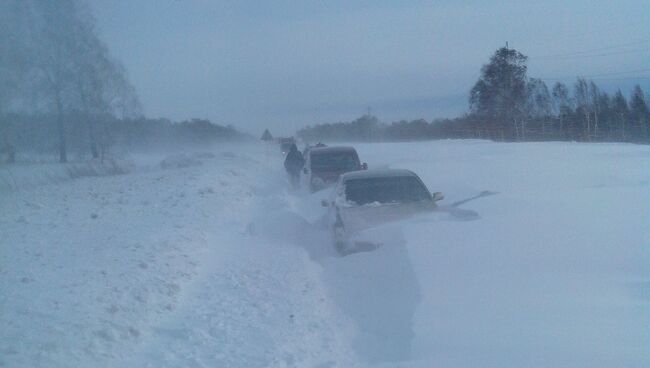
[88,0,650,134]
[3,2,650,366]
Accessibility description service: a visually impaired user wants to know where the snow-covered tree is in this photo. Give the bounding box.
[629,85,648,140]
[574,78,593,140]
[0,0,141,161]
[611,90,629,140]
[469,47,529,139]
[526,78,552,118]
[0,0,31,162]
[551,82,572,138]
[69,10,140,158]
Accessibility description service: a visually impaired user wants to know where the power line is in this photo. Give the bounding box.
[521,20,650,48]
[538,75,650,81]
[533,48,650,60]
[540,75,650,82]
[592,68,650,77]
[530,38,650,59]
[526,36,650,83]
[581,68,650,77]
[589,76,650,81]
[538,68,650,82]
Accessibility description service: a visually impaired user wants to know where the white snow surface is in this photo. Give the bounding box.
[1,140,649,367]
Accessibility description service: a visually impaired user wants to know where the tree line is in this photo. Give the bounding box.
[298,47,649,143]
[6,114,244,156]
[0,0,243,164]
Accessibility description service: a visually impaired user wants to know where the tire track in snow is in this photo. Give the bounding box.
[113,149,360,368]
[251,175,423,365]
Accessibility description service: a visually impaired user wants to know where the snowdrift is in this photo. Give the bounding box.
[1,140,649,367]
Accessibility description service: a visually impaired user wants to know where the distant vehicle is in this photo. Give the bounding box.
[322,169,443,253]
[278,137,296,155]
[301,146,367,192]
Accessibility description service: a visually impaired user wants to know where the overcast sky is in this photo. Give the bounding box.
[88,0,650,135]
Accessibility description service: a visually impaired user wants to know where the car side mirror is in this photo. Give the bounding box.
[303,168,308,174]
[361,162,368,170]
[432,192,444,202]
[321,200,330,207]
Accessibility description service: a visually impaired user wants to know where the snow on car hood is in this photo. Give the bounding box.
[339,200,434,233]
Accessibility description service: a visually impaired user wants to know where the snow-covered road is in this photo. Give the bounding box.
[1,140,649,367]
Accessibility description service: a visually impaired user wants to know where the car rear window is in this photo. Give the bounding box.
[311,152,359,172]
[344,176,431,205]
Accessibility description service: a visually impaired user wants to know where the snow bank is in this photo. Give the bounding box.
[159,153,203,170]
[352,140,650,367]
[0,145,358,367]
[0,158,134,192]
[0,149,233,192]
[2,140,649,367]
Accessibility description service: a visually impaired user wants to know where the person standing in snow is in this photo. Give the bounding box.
[284,143,304,189]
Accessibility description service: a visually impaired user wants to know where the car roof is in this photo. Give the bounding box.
[309,146,357,155]
[341,168,419,181]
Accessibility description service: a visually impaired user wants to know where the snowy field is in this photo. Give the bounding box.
[1,140,649,367]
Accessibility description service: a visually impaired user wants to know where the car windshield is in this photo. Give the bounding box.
[344,176,431,205]
[311,152,359,172]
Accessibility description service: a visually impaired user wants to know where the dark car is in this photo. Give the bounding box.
[322,169,443,253]
[301,146,367,192]
[302,142,326,157]
[278,137,296,155]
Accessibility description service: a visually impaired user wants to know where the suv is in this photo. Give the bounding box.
[301,146,367,192]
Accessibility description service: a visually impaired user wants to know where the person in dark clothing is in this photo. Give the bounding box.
[284,143,305,188]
